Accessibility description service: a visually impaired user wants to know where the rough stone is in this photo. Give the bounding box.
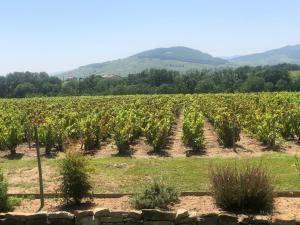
[94,208,110,218]
[101,217,124,223]
[48,218,75,225]
[175,209,189,223]
[74,210,94,219]
[48,211,74,225]
[238,214,250,225]
[76,216,97,225]
[129,210,143,220]
[142,210,176,221]
[1,212,48,225]
[197,213,218,225]
[143,221,174,225]
[48,211,74,220]
[178,211,197,223]
[250,215,271,225]
[110,211,129,218]
[125,221,143,225]
[218,213,238,225]
[102,223,124,225]
[272,217,296,225]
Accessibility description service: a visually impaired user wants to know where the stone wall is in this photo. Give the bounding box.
[0,208,298,225]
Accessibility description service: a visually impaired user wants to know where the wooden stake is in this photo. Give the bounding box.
[34,126,44,211]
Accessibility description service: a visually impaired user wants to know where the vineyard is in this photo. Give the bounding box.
[0,92,299,157]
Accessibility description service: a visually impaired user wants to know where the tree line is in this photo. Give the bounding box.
[1,63,300,98]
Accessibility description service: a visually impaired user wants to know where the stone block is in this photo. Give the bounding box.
[102,223,124,225]
[110,211,129,218]
[129,210,143,220]
[250,215,271,225]
[272,217,296,225]
[175,209,189,223]
[101,217,124,223]
[48,211,74,225]
[74,210,94,219]
[94,208,110,218]
[142,210,176,221]
[144,221,174,225]
[218,213,238,225]
[76,216,97,225]
[197,213,218,225]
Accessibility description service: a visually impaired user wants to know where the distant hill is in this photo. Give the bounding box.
[56,44,300,79]
[57,47,229,78]
[230,44,300,65]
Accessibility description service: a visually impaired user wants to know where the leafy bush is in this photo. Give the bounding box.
[210,163,274,214]
[44,126,55,155]
[214,112,241,148]
[59,150,92,204]
[144,117,172,152]
[7,127,22,155]
[80,118,100,151]
[132,179,179,209]
[0,171,20,212]
[112,110,135,153]
[182,107,205,151]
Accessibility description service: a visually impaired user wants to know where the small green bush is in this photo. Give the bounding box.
[45,126,55,155]
[132,179,179,209]
[59,150,92,204]
[210,163,274,214]
[0,171,19,212]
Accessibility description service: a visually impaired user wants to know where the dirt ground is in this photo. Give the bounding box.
[13,196,300,219]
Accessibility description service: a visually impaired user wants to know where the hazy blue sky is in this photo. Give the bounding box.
[0,0,299,75]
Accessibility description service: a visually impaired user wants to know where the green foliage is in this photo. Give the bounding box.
[80,115,100,151]
[44,126,55,155]
[182,106,205,151]
[112,109,136,153]
[7,127,22,155]
[132,179,179,209]
[0,171,20,212]
[59,150,92,204]
[144,117,172,152]
[214,112,241,147]
[210,163,274,214]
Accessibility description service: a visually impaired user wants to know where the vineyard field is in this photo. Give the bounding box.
[0,93,299,158]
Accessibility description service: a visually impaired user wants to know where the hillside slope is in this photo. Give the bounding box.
[231,44,300,65]
[58,47,229,78]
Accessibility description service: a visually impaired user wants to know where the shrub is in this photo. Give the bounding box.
[59,149,92,204]
[182,108,205,151]
[7,127,21,155]
[144,118,171,152]
[45,126,55,155]
[210,163,274,214]
[214,113,241,148]
[132,179,179,209]
[112,110,135,153]
[0,171,19,212]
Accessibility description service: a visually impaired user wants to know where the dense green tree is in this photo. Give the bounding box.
[241,76,266,92]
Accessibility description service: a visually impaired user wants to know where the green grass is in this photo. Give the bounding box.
[1,153,300,193]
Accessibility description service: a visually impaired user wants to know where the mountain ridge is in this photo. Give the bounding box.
[57,44,300,78]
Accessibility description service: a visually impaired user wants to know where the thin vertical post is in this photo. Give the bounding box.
[34,126,44,210]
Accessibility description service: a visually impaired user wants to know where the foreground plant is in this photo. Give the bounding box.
[210,162,274,214]
[132,179,179,209]
[0,171,20,212]
[59,149,92,204]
